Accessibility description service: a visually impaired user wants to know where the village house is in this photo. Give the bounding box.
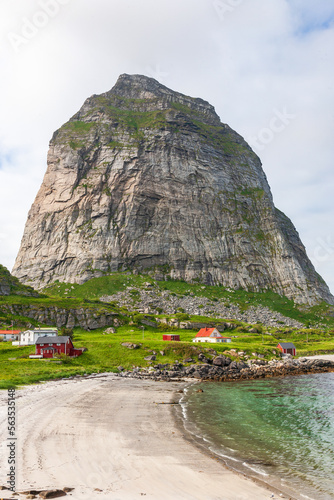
[29,336,85,359]
[13,327,58,346]
[0,330,21,342]
[193,327,232,343]
[277,342,296,356]
[163,334,180,341]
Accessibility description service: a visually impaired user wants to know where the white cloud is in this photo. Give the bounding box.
[0,0,333,293]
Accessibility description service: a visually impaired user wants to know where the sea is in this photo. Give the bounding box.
[181,373,334,500]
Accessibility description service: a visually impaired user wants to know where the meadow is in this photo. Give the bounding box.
[1,319,334,389]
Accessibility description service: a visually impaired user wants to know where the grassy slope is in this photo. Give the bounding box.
[0,264,37,296]
[43,272,334,327]
[1,272,334,389]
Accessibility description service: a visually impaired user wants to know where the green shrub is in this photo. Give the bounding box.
[175,313,190,321]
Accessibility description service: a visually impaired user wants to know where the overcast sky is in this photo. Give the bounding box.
[1,0,333,293]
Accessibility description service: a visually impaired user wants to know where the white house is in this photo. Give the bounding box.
[13,328,58,346]
[192,327,232,343]
[0,330,21,342]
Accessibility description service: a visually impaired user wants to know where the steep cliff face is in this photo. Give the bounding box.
[12,74,333,305]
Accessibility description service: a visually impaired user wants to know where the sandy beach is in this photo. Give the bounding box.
[0,374,290,500]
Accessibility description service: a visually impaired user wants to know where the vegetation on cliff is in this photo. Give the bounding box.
[0,264,39,297]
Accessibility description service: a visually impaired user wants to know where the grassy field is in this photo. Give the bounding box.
[1,271,334,389]
[1,322,334,390]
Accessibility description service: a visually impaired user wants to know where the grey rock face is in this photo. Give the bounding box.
[12,74,333,305]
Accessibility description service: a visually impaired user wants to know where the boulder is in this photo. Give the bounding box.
[39,490,67,499]
[121,342,141,349]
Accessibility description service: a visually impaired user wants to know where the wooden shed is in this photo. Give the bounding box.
[163,334,180,341]
[277,342,296,356]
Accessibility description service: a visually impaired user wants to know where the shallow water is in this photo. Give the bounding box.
[182,373,334,500]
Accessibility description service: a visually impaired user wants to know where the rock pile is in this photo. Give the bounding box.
[101,286,303,328]
[117,356,334,382]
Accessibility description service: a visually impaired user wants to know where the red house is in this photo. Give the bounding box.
[163,334,180,341]
[33,336,84,358]
[277,342,296,356]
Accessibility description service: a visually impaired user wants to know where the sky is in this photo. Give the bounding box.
[0,0,333,292]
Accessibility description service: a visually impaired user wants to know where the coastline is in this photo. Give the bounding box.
[0,374,288,500]
[177,382,304,500]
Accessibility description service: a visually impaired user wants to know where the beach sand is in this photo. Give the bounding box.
[0,375,287,500]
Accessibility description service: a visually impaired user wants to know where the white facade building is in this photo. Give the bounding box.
[13,328,58,346]
[192,327,232,343]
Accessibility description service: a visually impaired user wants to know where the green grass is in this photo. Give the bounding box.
[43,273,154,300]
[41,272,334,328]
[1,271,334,388]
[2,322,334,389]
[62,121,96,134]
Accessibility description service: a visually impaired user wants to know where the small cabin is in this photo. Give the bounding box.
[193,327,232,343]
[31,336,84,359]
[163,334,180,341]
[277,342,296,356]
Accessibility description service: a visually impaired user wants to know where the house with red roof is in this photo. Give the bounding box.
[193,327,232,343]
[0,330,21,342]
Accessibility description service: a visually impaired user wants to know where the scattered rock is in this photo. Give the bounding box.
[121,342,141,349]
[117,357,334,383]
[104,327,116,334]
[39,490,67,498]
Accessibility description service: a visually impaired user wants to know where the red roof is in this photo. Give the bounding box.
[196,328,223,338]
[0,330,21,334]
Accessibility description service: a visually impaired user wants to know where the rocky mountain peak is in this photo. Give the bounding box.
[12,75,334,306]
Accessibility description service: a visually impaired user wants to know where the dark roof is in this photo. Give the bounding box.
[277,342,296,348]
[36,336,71,344]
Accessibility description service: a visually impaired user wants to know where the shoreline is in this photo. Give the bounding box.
[176,382,304,500]
[0,374,290,500]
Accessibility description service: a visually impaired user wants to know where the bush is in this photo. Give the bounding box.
[175,313,190,321]
[60,327,74,338]
[55,353,73,364]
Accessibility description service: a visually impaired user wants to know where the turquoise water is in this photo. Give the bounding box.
[182,373,334,500]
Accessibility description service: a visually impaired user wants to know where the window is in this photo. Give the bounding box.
[40,344,44,346]
[57,343,61,346]
[49,344,53,346]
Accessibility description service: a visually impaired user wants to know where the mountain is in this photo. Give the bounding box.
[12,74,334,305]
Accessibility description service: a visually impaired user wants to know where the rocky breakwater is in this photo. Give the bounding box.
[12,74,334,307]
[117,354,334,382]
